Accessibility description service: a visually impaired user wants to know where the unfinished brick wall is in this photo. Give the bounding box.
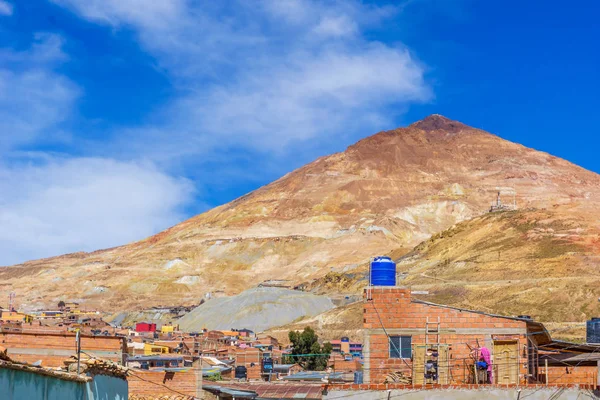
[330,354,361,372]
[541,366,597,386]
[21,325,69,334]
[0,332,126,367]
[364,287,528,385]
[247,364,262,380]
[128,370,199,398]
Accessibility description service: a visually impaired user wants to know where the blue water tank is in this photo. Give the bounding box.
[587,318,600,343]
[370,256,396,286]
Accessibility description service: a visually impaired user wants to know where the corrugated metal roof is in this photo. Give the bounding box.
[539,340,600,354]
[203,384,258,398]
[127,355,183,362]
[202,365,232,377]
[282,371,344,382]
[272,364,297,372]
[412,298,535,322]
[215,383,323,399]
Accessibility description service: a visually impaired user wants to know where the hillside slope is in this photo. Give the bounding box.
[2,115,600,316]
[399,208,600,321]
[265,301,364,343]
[177,287,335,333]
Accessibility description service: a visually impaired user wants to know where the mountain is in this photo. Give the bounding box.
[2,115,600,325]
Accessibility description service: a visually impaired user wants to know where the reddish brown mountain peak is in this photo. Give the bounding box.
[410,114,467,133]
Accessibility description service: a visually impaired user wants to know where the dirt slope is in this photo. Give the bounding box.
[2,115,600,317]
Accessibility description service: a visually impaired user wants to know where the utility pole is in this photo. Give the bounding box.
[76,330,81,374]
[8,292,15,312]
[194,356,204,399]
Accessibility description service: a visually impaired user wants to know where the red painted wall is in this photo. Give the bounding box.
[135,323,157,333]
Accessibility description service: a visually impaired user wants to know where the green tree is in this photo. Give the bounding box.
[205,372,222,382]
[286,327,332,371]
[58,301,66,310]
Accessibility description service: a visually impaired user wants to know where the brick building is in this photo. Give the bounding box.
[235,347,263,380]
[329,353,361,373]
[0,331,127,367]
[256,335,280,349]
[128,368,202,399]
[363,287,553,385]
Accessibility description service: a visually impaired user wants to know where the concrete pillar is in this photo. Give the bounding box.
[194,357,204,399]
[363,331,371,383]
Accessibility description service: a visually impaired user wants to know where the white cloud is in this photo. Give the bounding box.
[0,157,194,265]
[312,15,358,38]
[261,0,396,32]
[0,33,78,152]
[52,0,257,77]
[0,0,12,16]
[0,70,78,151]
[188,44,429,151]
[51,0,184,28]
[54,0,431,157]
[0,32,195,265]
[114,43,429,159]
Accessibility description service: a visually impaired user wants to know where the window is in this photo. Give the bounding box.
[390,336,412,359]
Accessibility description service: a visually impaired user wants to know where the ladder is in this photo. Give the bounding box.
[425,317,440,347]
[424,317,441,384]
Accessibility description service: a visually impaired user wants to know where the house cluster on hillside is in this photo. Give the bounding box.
[124,322,364,384]
[0,302,113,336]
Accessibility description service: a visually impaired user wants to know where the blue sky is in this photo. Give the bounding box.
[0,0,598,265]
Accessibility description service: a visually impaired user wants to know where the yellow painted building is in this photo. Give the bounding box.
[160,325,177,334]
[0,310,34,323]
[36,311,64,319]
[143,343,171,355]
